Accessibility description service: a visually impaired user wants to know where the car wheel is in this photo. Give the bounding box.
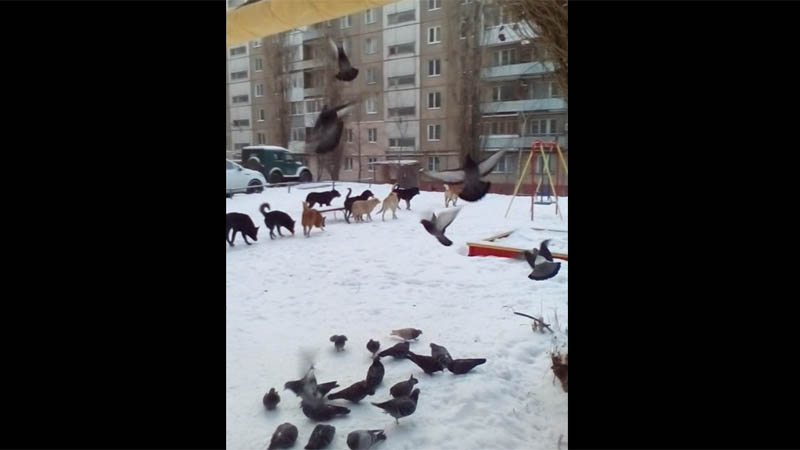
[268,171,283,184]
[299,170,312,183]
[246,179,264,194]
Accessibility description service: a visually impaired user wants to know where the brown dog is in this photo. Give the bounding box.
[301,201,326,236]
[444,184,462,208]
[350,197,381,222]
[376,192,399,221]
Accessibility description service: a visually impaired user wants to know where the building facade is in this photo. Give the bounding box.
[226,0,567,195]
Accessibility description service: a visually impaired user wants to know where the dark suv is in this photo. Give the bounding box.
[241,145,313,184]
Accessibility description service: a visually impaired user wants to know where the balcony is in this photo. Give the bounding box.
[481,62,554,80]
[481,23,535,47]
[481,98,566,114]
[289,59,323,72]
[303,87,323,98]
[301,27,322,41]
[480,134,567,149]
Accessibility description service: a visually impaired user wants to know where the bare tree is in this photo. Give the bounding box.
[450,1,485,161]
[503,0,568,100]
[265,33,290,147]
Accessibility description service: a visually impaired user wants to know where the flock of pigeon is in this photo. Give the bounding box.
[261,328,487,449]
[296,34,561,281]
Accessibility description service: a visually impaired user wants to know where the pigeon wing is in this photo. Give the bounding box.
[539,239,555,261]
[435,206,461,233]
[421,168,466,183]
[477,149,508,177]
[528,261,561,281]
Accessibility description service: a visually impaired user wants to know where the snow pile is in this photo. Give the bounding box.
[227,182,568,449]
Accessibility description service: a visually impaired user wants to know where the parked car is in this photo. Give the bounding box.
[226,159,267,198]
[241,145,313,184]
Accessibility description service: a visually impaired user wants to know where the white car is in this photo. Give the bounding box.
[226,159,267,198]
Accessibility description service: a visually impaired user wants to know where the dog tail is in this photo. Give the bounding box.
[259,203,271,217]
[301,201,309,211]
[345,188,352,201]
[444,184,449,192]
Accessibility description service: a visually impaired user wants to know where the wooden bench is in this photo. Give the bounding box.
[317,207,346,220]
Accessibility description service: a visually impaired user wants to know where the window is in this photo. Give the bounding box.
[428,156,440,171]
[291,101,304,116]
[230,70,248,80]
[491,85,514,101]
[251,40,261,48]
[226,160,235,170]
[232,94,249,104]
[366,97,377,114]
[368,128,377,143]
[346,129,354,143]
[427,124,441,141]
[459,19,468,39]
[258,109,265,122]
[341,15,352,28]
[427,91,441,109]
[388,42,415,56]
[255,58,263,71]
[366,67,378,84]
[257,132,265,144]
[388,74,415,88]
[306,99,322,113]
[389,137,415,148]
[428,59,441,76]
[428,0,441,10]
[428,26,441,44]
[486,120,518,135]
[232,119,250,127]
[530,118,559,135]
[550,82,563,98]
[368,157,377,171]
[255,84,264,97]
[388,106,415,117]
[492,154,514,173]
[344,158,354,170]
[291,127,306,141]
[492,49,517,66]
[230,46,246,56]
[365,37,378,54]
[364,8,376,24]
[387,10,415,25]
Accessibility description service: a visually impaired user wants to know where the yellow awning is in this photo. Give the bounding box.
[227,0,399,47]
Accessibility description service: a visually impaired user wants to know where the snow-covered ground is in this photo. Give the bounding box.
[227,182,568,450]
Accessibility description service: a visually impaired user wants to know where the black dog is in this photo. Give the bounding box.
[305,189,341,208]
[392,184,420,210]
[226,212,259,246]
[259,203,295,239]
[343,188,374,223]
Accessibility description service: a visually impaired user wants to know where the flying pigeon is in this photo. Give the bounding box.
[304,424,336,450]
[391,328,423,341]
[446,358,487,375]
[420,150,509,202]
[420,207,461,246]
[316,381,340,397]
[330,335,348,352]
[310,103,352,154]
[524,239,562,281]
[377,342,410,359]
[346,430,386,450]
[366,339,380,357]
[372,388,420,424]
[329,37,359,82]
[268,423,298,450]
[327,380,372,403]
[390,375,418,398]
[365,357,385,391]
[405,352,445,375]
[263,387,280,410]
[429,343,453,367]
[284,365,320,403]
[301,400,351,421]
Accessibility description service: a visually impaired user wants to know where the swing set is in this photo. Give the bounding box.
[504,139,568,221]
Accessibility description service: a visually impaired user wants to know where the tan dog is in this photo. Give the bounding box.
[376,192,399,221]
[350,197,381,222]
[444,184,462,207]
[301,201,326,236]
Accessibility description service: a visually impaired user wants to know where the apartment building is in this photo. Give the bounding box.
[227,0,567,195]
